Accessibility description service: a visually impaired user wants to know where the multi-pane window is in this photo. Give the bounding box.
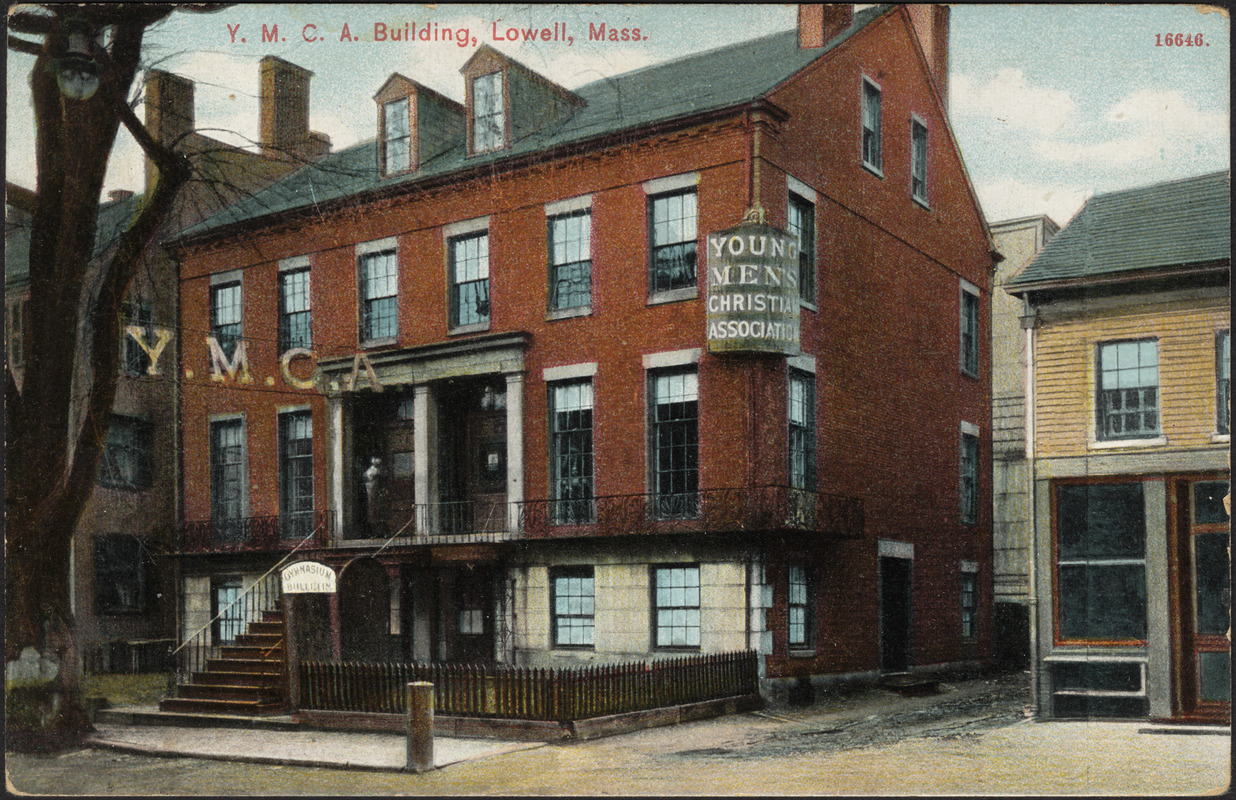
[94,536,147,614]
[651,369,699,519]
[472,72,505,153]
[788,370,816,490]
[960,286,979,377]
[278,267,311,353]
[279,410,313,538]
[960,568,978,640]
[862,79,882,171]
[450,232,490,328]
[787,564,813,649]
[359,250,397,341]
[787,193,816,303]
[383,97,410,174]
[911,118,929,203]
[550,380,594,524]
[98,415,152,489]
[960,429,979,525]
[210,419,246,541]
[1056,482,1147,642]
[210,281,242,360]
[649,190,697,294]
[213,579,243,644]
[654,565,700,648]
[549,210,592,310]
[6,296,25,371]
[551,567,595,647]
[1097,340,1159,440]
[122,299,154,376]
[1217,330,1230,435]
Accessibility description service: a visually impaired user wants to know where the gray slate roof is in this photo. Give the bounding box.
[5,193,141,285]
[1007,171,1231,289]
[180,5,891,240]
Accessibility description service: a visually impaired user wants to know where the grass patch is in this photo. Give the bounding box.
[82,673,171,706]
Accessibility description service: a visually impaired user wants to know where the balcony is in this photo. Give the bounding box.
[181,511,332,554]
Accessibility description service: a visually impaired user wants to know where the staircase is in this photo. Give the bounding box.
[160,612,288,715]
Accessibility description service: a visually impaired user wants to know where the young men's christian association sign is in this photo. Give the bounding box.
[705,223,801,355]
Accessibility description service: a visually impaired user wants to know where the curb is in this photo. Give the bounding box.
[88,736,416,773]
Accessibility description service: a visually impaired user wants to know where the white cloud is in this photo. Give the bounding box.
[951,68,1076,135]
[1106,89,1227,135]
[976,177,1090,226]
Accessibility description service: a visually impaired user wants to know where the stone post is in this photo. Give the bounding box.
[405,681,434,773]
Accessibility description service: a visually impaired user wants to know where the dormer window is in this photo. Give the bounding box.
[383,97,410,175]
[472,72,505,153]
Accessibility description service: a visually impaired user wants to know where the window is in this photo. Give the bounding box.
[649,190,698,295]
[1097,340,1159,440]
[449,232,490,328]
[472,72,505,153]
[94,536,148,614]
[212,578,243,644]
[6,296,25,371]
[654,565,700,648]
[548,210,592,311]
[359,249,397,342]
[787,564,814,649]
[960,427,979,525]
[210,281,242,361]
[960,567,978,640]
[122,299,154,376]
[1217,330,1230,435]
[787,192,816,302]
[550,380,594,524]
[551,567,595,647]
[960,284,979,377]
[1056,482,1147,642]
[911,118,929,203]
[651,369,699,519]
[278,267,311,353]
[98,415,152,489]
[383,97,410,174]
[210,418,246,541]
[279,410,313,538]
[862,78,882,171]
[788,370,815,490]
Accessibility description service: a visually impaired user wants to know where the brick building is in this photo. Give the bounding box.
[169,4,996,704]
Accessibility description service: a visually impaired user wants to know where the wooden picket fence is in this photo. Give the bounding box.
[298,650,759,721]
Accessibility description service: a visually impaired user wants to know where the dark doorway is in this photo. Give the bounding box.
[435,565,495,664]
[880,556,913,672]
[339,558,391,661]
[350,391,415,539]
[438,379,507,535]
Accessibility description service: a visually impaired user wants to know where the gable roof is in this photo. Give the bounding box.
[177,5,894,242]
[1006,171,1231,290]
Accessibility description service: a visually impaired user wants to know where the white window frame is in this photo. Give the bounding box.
[861,76,883,175]
[382,96,411,175]
[959,279,980,378]
[786,175,818,306]
[471,71,505,153]
[910,113,929,206]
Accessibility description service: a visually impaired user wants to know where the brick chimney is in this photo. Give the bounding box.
[799,4,854,49]
[906,4,951,109]
[144,69,195,192]
[260,56,313,160]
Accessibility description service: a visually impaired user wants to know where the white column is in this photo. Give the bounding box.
[505,372,525,533]
[327,396,345,543]
[413,384,434,534]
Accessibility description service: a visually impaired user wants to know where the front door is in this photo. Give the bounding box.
[439,379,506,535]
[880,556,913,672]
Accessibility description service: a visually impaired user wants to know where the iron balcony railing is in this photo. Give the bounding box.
[181,511,332,553]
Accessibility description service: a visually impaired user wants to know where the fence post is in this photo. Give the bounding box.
[406,681,435,773]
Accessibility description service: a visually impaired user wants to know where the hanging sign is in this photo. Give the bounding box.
[705,222,801,355]
[281,561,337,594]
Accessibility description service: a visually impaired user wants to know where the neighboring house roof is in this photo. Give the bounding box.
[5,192,142,286]
[178,5,893,241]
[1006,171,1230,291]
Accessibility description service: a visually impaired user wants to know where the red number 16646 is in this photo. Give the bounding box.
[1156,33,1206,46]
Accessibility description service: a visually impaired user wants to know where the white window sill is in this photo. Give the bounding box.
[788,648,817,659]
[360,337,397,349]
[912,195,931,211]
[647,287,697,305]
[1088,436,1168,450]
[448,322,491,336]
[547,305,591,321]
[862,162,884,179]
[799,299,818,313]
[1211,432,1230,443]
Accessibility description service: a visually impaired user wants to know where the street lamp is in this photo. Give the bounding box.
[55,18,102,100]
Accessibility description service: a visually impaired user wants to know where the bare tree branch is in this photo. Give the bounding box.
[7,34,43,55]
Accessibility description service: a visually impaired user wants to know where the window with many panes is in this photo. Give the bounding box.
[787,193,816,303]
[550,380,594,524]
[210,419,246,541]
[210,281,242,361]
[99,415,152,489]
[862,78,882,172]
[654,565,700,648]
[960,428,979,525]
[911,118,928,203]
[122,299,155,376]
[278,267,311,353]
[279,410,313,538]
[548,210,592,311]
[383,97,410,174]
[960,566,978,640]
[648,190,697,295]
[1217,330,1230,435]
[1056,482,1147,642]
[788,370,816,490]
[1096,339,1159,440]
[359,249,397,342]
[449,232,490,328]
[650,368,699,519]
[95,535,148,614]
[472,72,505,153]
[551,567,595,647]
[213,578,243,644]
[787,564,814,649]
[960,283,979,377]
[6,296,26,371]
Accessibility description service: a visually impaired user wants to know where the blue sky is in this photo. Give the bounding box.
[6,4,1230,226]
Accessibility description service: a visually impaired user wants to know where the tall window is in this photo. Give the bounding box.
[359,249,397,341]
[210,281,242,361]
[6,296,25,371]
[122,299,154,376]
[213,578,243,644]
[1217,330,1230,435]
[960,567,978,640]
[862,78,882,171]
[911,118,928,203]
[960,284,979,377]
[649,190,697,294]
[278,267,311,353]
[1056,482,1147,642]
[548,210,592,311]
[98,415,152,489]
[788,370,816,490]
[651,369,699,519]
[654,565,700,648]
[551,567,595,647]
[210,419,246,541]
[787,193,816,302]
[787,564,814,649]
[95,536,148,614]
[550,380,594,524]
[449,232,490,328]
[1097,340,1159,440]
[960,428,979,525]
[472,72,505,152]
[279,410,313,538]
[383,97,410,174]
